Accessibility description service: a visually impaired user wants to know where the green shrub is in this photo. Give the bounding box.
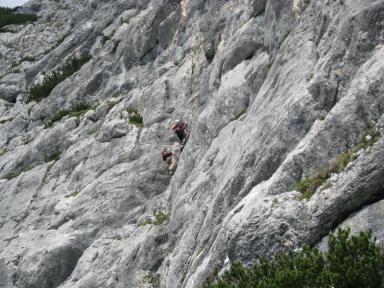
[65,191,79,198]
[44,103,91,128]
[306,72,315,81]
[68,103,91,117]
[127,106,143,126]
[2,165,34,180]
[233,107,247,120]
[25,54,92,103]
[110,234,122,240]
[0,7,37,29]
[3,170,22,180]
[143,273,161,288]
[44,109,70,128]
[203,229,384,288]
[295,176,326,200]
[140,210,170,227]
[129,113,143,126]
[44,151,61,163]
[296,127,380,200]
[152,210,170,225]
[20,56,35,62]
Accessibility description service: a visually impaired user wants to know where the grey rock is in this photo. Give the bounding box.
[0,73,24,103]
[0,0,384,288]
[318,198,384,251]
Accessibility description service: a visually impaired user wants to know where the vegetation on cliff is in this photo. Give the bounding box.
[204,229,384,288]
[0,7,37,31]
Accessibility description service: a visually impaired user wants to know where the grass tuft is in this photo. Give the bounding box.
[139,210,170,227]
[233,107,247,120]
[44,103,91,128]
[3,170,22,180]
[127,106,143,126]
[306,72,315,81]
[110,235,122,240]
[24,54,92,103]
[143,273,160,288]
[296,127,381,200]
[65,191,80,198]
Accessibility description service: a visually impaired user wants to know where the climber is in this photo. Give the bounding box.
[160,148,177,175]
[171,119,188,146]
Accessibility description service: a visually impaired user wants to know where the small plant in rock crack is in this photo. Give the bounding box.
[139,210,170,227]
[203,228,384,288]
[110,234,122,240]
[126,106,144,126]
[24,54,92,103]
[65,191,80,198]
[143,273,160,288]
[0,149,7,157]
[296,127,381,200]
[232,107,247,120]
[42,161,56,184]
[56,33,69,45]
[44,151,61,163]
[0,117,13,124]
[2,165,35,180]
[306,72,315,81]
[2,170,22,180]
[44,103,91,128]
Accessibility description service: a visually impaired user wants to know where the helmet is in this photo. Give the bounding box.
[175,119,180,124]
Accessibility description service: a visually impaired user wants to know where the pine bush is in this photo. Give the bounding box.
[0,7,37,30]
[203,229,384,288]
[25,54,92,103]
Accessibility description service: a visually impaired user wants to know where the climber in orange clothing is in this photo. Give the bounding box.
[160,148,177,175]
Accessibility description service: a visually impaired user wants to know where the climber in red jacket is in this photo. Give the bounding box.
[171,119,188,146]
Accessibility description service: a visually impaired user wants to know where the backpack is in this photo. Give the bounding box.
[174,122,187,132]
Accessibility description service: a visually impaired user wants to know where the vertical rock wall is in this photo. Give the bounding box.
[0,0,383,287]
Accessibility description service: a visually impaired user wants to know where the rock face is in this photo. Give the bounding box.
[0,0,384,287]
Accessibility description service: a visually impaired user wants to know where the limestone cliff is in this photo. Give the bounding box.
[0,0,384,287]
